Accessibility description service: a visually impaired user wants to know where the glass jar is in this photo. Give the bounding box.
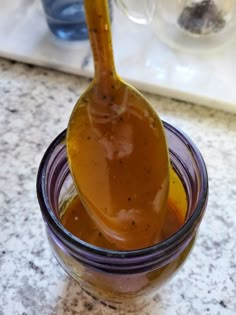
[36,121,208,312]
[41,0,113,41]
[115,0,236,53]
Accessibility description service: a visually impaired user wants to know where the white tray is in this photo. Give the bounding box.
[1,0,236,113]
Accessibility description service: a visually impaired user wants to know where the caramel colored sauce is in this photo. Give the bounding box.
[67,0,169,250]
[61,167,187,250]
[68,98,169,250]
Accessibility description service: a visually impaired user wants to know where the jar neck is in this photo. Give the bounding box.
[49,224,196,274]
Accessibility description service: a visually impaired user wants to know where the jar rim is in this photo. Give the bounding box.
[37,121,208,259]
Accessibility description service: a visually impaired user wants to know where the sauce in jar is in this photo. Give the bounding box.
[60,166,187,249]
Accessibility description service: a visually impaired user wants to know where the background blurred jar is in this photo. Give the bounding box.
[41,0,112,41]
[115,0,236,53]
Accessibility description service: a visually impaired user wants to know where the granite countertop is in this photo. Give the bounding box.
[0,58,236,315]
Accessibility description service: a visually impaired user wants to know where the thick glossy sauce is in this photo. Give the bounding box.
[67,0,169,250]
[68,95,169,250]
[61,167,187,250]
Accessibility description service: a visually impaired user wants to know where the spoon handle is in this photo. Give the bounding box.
[84,0,117,84]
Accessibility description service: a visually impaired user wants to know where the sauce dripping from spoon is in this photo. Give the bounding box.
[67,0,170,250]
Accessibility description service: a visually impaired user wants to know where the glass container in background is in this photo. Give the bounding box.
[115,0,236,53]
[36,122,208,312]
[41,0,112,41]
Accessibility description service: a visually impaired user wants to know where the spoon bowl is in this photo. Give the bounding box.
[67,0,170,250]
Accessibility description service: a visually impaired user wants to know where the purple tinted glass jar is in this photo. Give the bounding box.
[36,121,208,312]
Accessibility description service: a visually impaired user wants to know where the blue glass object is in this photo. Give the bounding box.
[41,0,112,41]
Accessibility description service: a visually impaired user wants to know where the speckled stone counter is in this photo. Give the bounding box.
[0,58,236,315]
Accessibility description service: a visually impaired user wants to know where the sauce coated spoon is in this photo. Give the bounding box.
[67,0,170,250]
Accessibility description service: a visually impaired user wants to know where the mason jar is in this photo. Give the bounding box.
[36,121,208,312]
